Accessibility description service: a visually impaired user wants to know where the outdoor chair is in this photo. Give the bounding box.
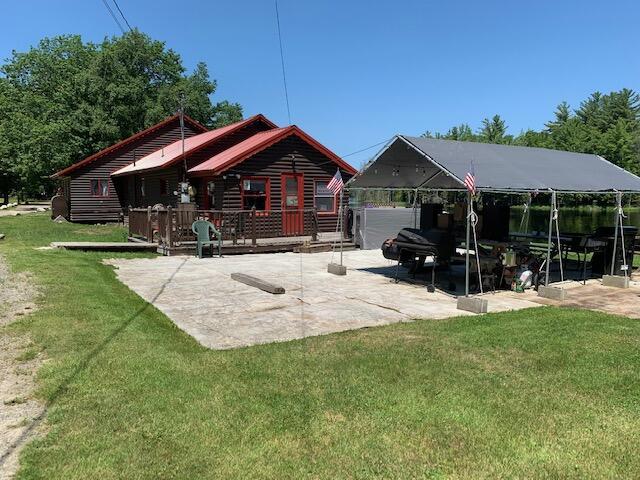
[191,220,222,258]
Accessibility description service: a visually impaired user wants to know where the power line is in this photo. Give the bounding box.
[274,0,292,124]
[100,0,126,33]
[111,0,133,31]
[341,138,390,158]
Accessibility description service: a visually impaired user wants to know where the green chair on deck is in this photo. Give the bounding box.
[191,220,222,258]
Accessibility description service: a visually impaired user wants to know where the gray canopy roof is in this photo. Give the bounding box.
[348,135,640,193]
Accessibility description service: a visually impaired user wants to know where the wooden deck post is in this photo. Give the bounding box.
[146,206,153,241]
[342,202,348,239]
[166,206,173,248]
[251,207,257,246]
[232,212,238,245]
[311,209,318,242]
[128,205,132,237]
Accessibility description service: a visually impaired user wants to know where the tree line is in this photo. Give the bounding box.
[0,30,243,202]
[423,88,640,177]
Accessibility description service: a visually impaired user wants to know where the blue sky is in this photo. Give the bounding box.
[1,0,639,167]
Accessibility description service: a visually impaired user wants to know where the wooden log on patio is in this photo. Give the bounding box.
[230,273,285,294]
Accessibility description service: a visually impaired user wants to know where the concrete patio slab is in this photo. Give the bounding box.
[499,276,640,318]
[106,250,639,350]
[106,250,544,349]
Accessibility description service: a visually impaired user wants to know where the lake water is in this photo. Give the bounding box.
[510,207,640,234]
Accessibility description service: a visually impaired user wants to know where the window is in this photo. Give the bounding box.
[160,179,169,195]
[90,179,109,197]
[284,177,299,207]
[241,177,270,210]
[314,180,335,213]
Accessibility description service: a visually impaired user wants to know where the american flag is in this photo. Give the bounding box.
[464,163,476,195]
[327,169,344,195]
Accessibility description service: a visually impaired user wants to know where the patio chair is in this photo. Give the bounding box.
[192,220,222,258]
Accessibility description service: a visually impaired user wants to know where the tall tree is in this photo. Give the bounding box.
[443,123,476,141]
[422,123,476,141]
[0,30,243,196]
[545,101,571,131]
[513,129,549,148]
[478,115,512,144]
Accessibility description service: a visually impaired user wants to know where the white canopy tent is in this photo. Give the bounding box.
[348,135,640,303]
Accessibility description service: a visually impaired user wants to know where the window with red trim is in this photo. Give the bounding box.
[90,179,109,197]
[241,177,270,211]
[314,180,336,213]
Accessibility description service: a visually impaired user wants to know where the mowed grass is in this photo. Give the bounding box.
[1,214,640,479]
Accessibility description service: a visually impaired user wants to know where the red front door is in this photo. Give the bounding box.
[281,173,304,235]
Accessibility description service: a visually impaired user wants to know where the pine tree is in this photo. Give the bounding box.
[478,115,511,144]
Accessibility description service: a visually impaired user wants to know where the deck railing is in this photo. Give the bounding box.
[128,207,155,240]
[128,206,320,247]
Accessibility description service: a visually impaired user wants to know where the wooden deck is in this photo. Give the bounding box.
[158,234,355,256]
[126,206,354,256]
[49,233,354,256]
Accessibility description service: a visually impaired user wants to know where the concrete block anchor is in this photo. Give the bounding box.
[537,285,566,301]
[602,275,629,289]
[327,263,347,276]
[457,296,488,314]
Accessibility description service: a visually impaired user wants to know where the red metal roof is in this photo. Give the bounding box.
[188,125,358,176]
[111,114,277,177]
[51,114,208,178]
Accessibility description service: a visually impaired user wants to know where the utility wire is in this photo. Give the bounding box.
[341,138,390,158]
[111,0,133,31]
[100,0,126,34]
[274,0,292,124]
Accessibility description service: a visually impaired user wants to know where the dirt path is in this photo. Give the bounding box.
[0,255,45,480]
[0,258,37,328]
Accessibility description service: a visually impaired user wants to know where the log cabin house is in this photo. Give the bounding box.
[52,113,357,247]
[51,114,207,222]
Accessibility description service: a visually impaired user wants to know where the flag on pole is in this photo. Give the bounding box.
[327,169,344,195]
[464,163,476,195]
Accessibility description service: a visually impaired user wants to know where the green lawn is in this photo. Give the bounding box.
[1,214,640,479]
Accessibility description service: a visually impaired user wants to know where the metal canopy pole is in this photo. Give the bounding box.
[412,188,419,228]
[465,191,471,297]
[610,191,628,277]
[553,193,564,282]
[545,190,555,286]
[619,195,629,278]
[519,193,532,233]
[524,194,532,233]
[611,192,619,276]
